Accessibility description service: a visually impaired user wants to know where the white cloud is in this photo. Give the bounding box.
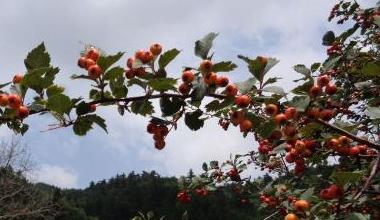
[34,164,78,188]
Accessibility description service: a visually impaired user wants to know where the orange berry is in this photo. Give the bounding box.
[0,94,9,107]
[13,74,23,84]
[235,95,251,108]
[225,84,238,96]
[182,71,195,83]
[8,94,22,109]
[200,60,213,73]
[216,76,229,87]
[150,43,162,56]
[88,65,102,79]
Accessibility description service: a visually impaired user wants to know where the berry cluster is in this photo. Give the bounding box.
[178,70,195,95]
[327,136,373,156]
[125,44,162,79]
[229,110,252,133]
[326,42,343,56]
[259,194,279,208]
[284,140,318,175]
[319,184,343,200]
[77,48,102,79]
[199,60,235,93]
[146,122,168,150]
[0,74,29,119]
[176,190,191,204]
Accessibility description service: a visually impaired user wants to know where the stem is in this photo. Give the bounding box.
[353,153,380,200]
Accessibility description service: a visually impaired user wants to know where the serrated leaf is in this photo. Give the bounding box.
[104,66,124,80]
[191,80,207,105]
[46,94,72,114]
[24,42,50,71]
[300,187,314,200]
[46,85,64,98]
[235,77,257,94]
[158,49,180,69]
[127,78,147,90]
[288,96,310,112]
[148,78,177,91]
[194,32,218,59]
[202,162,208,171]
[131,100,154,116]
[330,171,364,186]
[211,61,237,72]
[73,114,107,136]
[76,101,91,116]
[110,75,128,98]
[262,86,286,96]
[97,52,124,72]
[263,77,281,87]
[322,31,335,46]
[322,56,341,72]
[160,96,184,116]
[22,67,60,94]
[311,63,321,72]
[299,122,322,138]
[184,109,204,131]
[294,64,311,77]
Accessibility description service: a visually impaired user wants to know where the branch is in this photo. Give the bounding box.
[353,153,380,200]
[315,119,380,150]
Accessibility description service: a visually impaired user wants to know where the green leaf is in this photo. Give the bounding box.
[97,52,124,72]
[104,66,124,80]
[262,86,286,96]
[131,100,154,116]
[148,78,177,91]
[361,62,380,76]
[73,114,107,136]
[76,101,91,116]
[322,31,335,46]
[210,161,219,169]
[299,122,322,138]
[46,85,64,98]
[263,77,281,87]
[211,61,237,72]
[300,187,314,200]
[22,67,60,94]
[194,32,218,59]
[374,16,380,27]
[191,80,207,105]
[288,96,310,112]
[258,119,276,138]
[71,74,92,80]
[184,109,204,131]
[235,77,257,94]
[202,162,208,171]
[158,49,180,69]
[365,107,380,119]
[160,96,184,117]
[311,63,321,72]
[330,171,364,186]
[292,81,313,95]
[46,94,72,114]
[110,75,128,98]
[322,56,341,72]
[294,64,311,78]
[345,213,370,220]
[127,78,147,90]
[24,42,50,71]
[263,58,280,76]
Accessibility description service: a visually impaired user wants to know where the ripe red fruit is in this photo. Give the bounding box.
[86,48,100,62]
[182,71,195,83]
[216,76,229,87]
[326,83,337,95]
[257,56,268,66]
[294,200,310,211]
[265,104,278,116]
[147,123,158,134]
[85,58,96,70]
[317,75,330,87]
[329,184,343,198]
[274,113,287,124]
[319,109,334,121]
[0,94,9,107]
[77,57,87,68]
[285,153,295,163]
[285,213,298,220]
[125,69,135,79]
[154,139,166,150]
[358,145,368,154]
[307,108,320,119]
[327,138,340,149]
[135,49,146,61]
[225,84,238,96]
[134,68,146,77]
[157,125,169,136]
[178,83,190,95]
[227,168,240,181]
[88,65,103,79]
[258,145,270,154]
[309,85,321,97]
[16,105,29,118]
[294,163,305,175]
[177,191,191,204]
[349,146,360,156]
[8,94,22,109]
[195,188,208,197]
[149,43,162,56]
[204,72,217,85]
[90,104,97,112]
[338,135,351,146]
[239,119,252,132]
[127,57,135,68]
[13,74,23,84]
[284,107,297,119]
[140,51,154,64]
[235,95,251,108]
[283,125,297,137]
[200,60,213,73]
[320,189,333,200]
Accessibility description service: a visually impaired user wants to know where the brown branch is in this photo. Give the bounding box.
[353,153,380,200]
[315,119,380,150]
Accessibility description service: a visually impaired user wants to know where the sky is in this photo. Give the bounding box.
[0,0,376,188]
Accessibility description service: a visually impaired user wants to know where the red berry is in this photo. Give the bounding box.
[154,139,166,150]
[285,153,295,163]
[326,83,337,95]
[283,125,297,137]
[135,49,146,61]
[140,51,154,64]
[85,58,96,70]
[225,84,238,96]
[182,71,195,83]
[200,60,213,73]
[125,69,135,79]
[319,109,334,121]
[317,75,330,87]
[147,123,158,134]
[284,107,297,119]
[178,83,190,95]
[88,65,102,79]
[239,119,252,132]
[86,48,100,62]
[309,85,321,97]
[90,104,96,112]
[150,43,162,56]
[16,105,29,118]
[235,95,251,108]
[0,94,9,107]
[216,76,229,87]
[77,57,87,68]
[127,57,135,68]
[307,108,320,119]
[265,104,278,116]
[349,146,360,156]
[274,113,287,124]
[204,72,217,85]
[8,94,22,109]
[13,74,23,84]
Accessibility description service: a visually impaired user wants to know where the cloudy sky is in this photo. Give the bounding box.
[0,0,376,188]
